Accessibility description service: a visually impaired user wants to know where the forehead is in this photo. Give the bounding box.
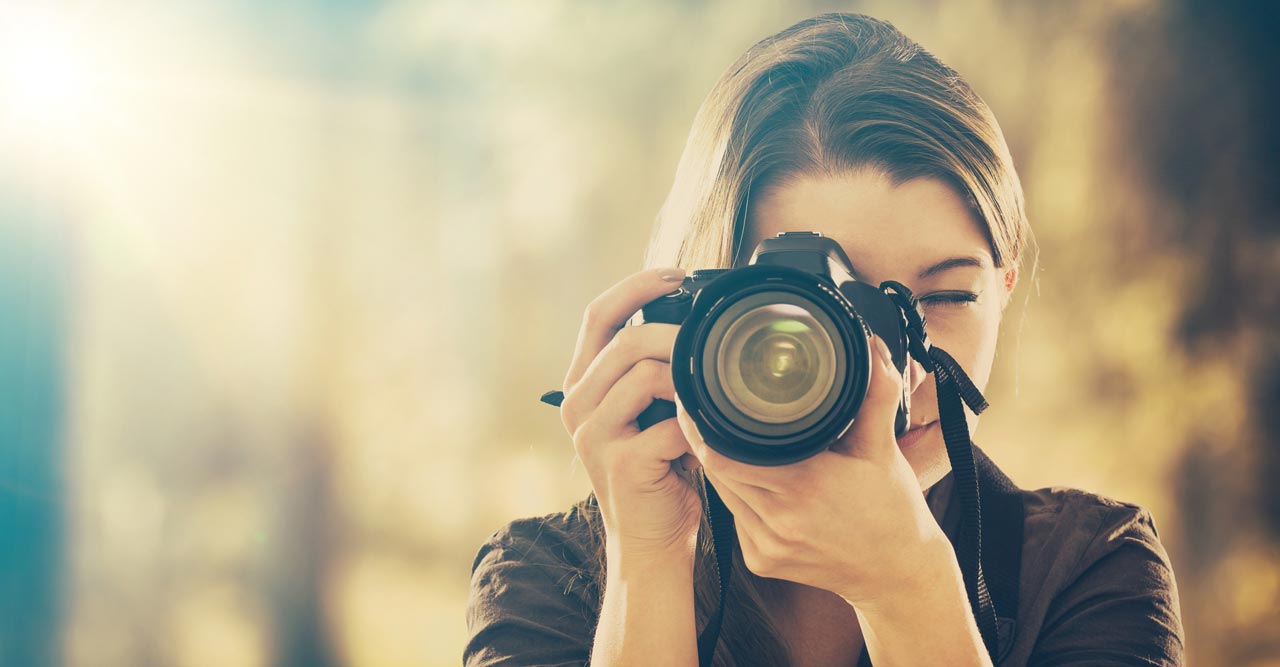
[743,171,993,281]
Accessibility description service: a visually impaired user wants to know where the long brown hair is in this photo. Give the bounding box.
[576,13,1034,665]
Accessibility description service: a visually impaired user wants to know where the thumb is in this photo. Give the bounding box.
[833,333,905,459]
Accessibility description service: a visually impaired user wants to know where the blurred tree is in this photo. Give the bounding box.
[1108,0,1280,662]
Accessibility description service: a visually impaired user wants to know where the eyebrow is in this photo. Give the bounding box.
[917,255,988,280]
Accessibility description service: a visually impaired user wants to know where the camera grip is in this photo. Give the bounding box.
[637,398,677,430]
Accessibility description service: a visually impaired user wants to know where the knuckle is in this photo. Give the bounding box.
[747,549,778,577]
[756,535,787,564]
[633,358,667,385]
[699,447,725,473]
[740,543,766,575]
[582,298,609,330]
[768,514,798,545]
[886,365,905,390]
[705,449,747,478]
[559,397,580,436]
[871,367,902,400]
[768,508,795,537]
[571,419,600,456]
[611,325,642,356]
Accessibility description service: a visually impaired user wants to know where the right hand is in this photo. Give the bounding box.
[558,267,705,564]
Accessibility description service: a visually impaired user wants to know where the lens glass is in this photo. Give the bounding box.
[715,303,837,424]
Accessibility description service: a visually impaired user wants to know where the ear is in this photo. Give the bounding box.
[1000,266,1018,311]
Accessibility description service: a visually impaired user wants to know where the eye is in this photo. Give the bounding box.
[919,291,979,309]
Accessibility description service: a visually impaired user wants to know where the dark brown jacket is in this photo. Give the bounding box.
[465,447,1184,666]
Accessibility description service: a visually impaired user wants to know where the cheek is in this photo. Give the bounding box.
[919,304,1002,391]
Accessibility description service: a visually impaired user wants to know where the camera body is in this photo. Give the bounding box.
[637,231,916,465]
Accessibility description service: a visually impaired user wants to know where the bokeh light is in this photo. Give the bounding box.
[0,8,93,131]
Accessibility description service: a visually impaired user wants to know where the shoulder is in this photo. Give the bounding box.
[467,497,602,615]
[974,446,1167,571]
[464,499,602,665]
[1013,486,1185,664]
[1019,485,1168,578]
[471,498,601,579]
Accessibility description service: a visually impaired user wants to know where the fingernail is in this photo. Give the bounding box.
[657,267,686,282]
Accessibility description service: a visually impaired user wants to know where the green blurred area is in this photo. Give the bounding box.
[1,1,1277,665]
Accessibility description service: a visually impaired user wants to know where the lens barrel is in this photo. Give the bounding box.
[671,264,873,465]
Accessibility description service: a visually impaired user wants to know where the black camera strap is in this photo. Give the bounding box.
[697,476,736,666]
[925,345,1000,656]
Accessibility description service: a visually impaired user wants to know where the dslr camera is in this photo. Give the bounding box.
[637,231,929,465]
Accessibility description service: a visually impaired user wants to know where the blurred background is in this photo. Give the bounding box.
[1,0,1277,665]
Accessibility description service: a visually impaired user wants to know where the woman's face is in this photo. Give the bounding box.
[740,170,1018,491]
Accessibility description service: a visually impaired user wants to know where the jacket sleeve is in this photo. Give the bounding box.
[464,520,599,667]
[1028,504,1185,666]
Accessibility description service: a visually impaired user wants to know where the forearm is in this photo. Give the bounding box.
[851,539,993,667]
[590,540,698,667]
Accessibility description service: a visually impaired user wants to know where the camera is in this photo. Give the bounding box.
[636,231,924,465]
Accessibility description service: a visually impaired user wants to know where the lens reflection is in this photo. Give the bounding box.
[716,303,837,424]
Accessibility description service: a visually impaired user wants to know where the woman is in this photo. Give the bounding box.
[465,13,1183,666]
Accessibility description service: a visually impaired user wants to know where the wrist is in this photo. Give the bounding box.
[605,536,697,582]
[850,539,991,667]
[842,532,960,614]
[596,537,699,667]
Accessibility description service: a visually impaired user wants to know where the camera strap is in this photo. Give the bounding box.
[925,345,1001,657]
[697,475,737,666]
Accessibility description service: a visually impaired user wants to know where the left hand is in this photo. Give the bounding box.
[677,333,956,608]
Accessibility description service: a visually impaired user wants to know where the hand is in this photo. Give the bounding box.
[558,267,704,565]
[677,334,956,608]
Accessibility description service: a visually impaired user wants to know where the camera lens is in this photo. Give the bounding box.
[669,262,874,465]
[700,290,847,437]
[716,304,836,423]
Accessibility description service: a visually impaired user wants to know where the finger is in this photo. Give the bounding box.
[573,408,692,478]
[703,467,766,534]
[832,333,905,460]
[560,324,679,434]
[702,462,780,514]
[623,418,698,481]
[905,351,929,397]
[703,468,785,579]
[584,358,675,438]
[725,506,770,578]
[563,267,687,389]
[675,398,795,494]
